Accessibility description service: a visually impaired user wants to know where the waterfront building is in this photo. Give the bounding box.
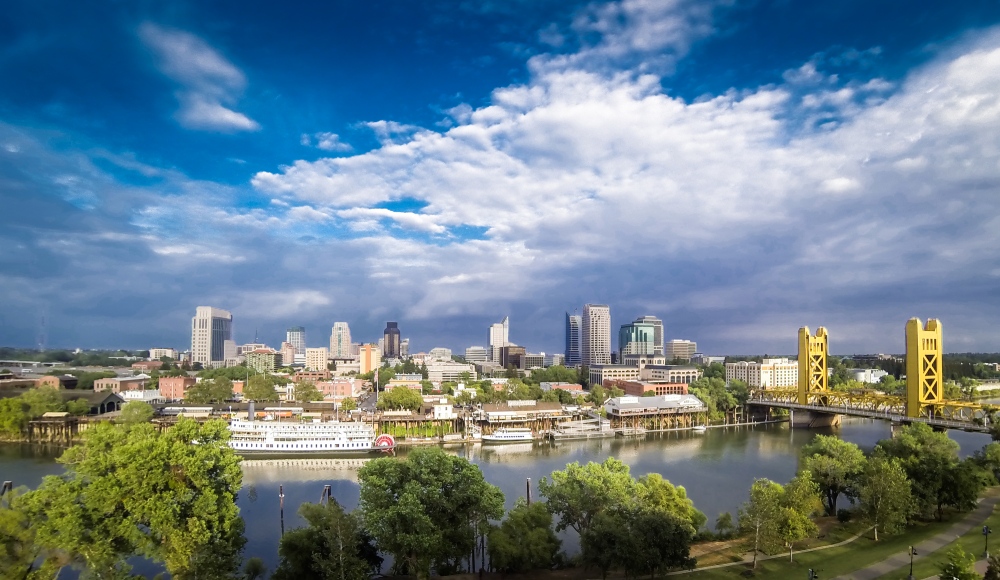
[280,342,296,367]
[160,376,197,400]
[286,326,306,356]
[426,361,477,383]
[582,304,612,366]
[94,375,150,394]
[359,344,381,375]
[614,381,689,397]
[565,313,582,367]
[473,400,566,424]
[383,322,401,357]
[304,347,329,372]
[604,394,707,421]
[633,316,664,356]
[640,365,703,384]
[465,346,488,363]
[191,306,233,366]
[589,364,641,387]
[148,348,177,360]
[725,358,798,388]
[329,322,352,359]
[488,316,510,362]
[619,320,656,356]
[848,368,889,384]
[665,339,698,361]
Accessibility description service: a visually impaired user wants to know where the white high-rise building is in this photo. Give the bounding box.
[725,358,797,388]
[465,346,488,363]
[665,339,698,361]
[286,327,306,355]
[488,316,509,362]
[191,307,233,366]
[329,322,352,359]
[582,304,611,366]
[305,347,329,372]
[400,338,410,358]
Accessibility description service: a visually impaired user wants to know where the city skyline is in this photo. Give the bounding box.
[3,1,1000,354]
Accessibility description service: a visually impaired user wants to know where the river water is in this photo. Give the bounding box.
[1,418,994,573]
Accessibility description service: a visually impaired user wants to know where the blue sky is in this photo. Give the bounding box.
[2,0,1000,355]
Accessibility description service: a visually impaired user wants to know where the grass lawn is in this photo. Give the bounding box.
[678,515,971,579]
[873,502,1000,580]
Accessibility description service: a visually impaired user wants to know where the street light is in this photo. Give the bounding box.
[908,546,918,580]
[985,525,993,559]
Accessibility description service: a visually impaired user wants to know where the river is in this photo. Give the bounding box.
[1,417,995,574]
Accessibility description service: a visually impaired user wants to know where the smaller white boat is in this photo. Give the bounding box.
[482,427,534,443]
[692,425,707,433]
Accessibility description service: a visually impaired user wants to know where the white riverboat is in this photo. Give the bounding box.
[481,427,534,443]
[550,418,614,440]
[228,419,395,454]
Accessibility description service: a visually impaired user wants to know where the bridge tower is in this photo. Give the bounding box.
[798,326,828,405]
[905,318,943,418]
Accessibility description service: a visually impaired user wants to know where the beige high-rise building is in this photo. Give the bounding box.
[359,344,382,375]
[488,316,509,362]
[190,306,233,366]
[665,339,698,361]
[305,347,329,372]
[582,304,611,366]
[329,322,352,359]
[280,342,296,367]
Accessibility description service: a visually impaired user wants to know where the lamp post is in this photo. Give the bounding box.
[985,525,993,559]
[908,545,918,580]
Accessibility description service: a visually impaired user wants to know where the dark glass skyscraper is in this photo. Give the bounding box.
[383,321,401,357]
[565,312,581,367]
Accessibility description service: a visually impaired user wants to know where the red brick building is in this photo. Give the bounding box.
[160,376,197,400]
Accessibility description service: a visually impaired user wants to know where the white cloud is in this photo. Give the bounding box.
[302,132,353,152]
[139,23,259,132]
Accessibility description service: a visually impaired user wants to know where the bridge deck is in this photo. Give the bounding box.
[747,399,989,433]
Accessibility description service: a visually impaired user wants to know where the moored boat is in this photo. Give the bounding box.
[481,427,534,443]
[227,419,395,454]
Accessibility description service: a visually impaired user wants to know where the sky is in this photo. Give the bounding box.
[2,0,1000,356]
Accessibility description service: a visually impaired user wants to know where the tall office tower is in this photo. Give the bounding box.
[329,322,352,359]
[359,343,382,375]
[191,306,233,366]
[633,315,664,356]
[488,316,509,362]
[665,339,698,361]
[619,320,656,356]
[400,338,410,358]
[383,322,401,357]
[305,347,329,371]
[465,346,488,363]
[280,341,296,366]
[581,304,611,366]
[286,326,306,355]
[565,313,582,367]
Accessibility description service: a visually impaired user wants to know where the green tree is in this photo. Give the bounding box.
[272,499,379,580]
[293,381,322,403]
[65,398,91,416]
[538,458,637,537]
[975,442,1000,483]
[244,375,279,402]
[874,422,960,520]
[776,472,822,562]
[635,472,707,533]
[358,447,504,580]
[0,487,43,579]
[0,398,29,438]
[800,435,865,515]
[715,512,735,538]
[487,499,561,574]
[243,557,267,580]
[737,476,821,568]
[580,507,694,580]
[580,511,629,580]
[985,554,1000,580]
[340,397,357,412]
[857,456,913,541]
[19,387,64,418]
[22,418,245,579]
[116,401,154,424]
[587,385,607,406]
[939,546,979,580]
[375,387,423,411]
[186,377,234,404]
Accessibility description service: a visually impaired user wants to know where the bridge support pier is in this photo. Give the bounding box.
[790,410,842,429]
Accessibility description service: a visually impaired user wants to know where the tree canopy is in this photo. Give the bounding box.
[857,456,913,540]
[244,375,279,402]
[487,498,561,574]
[375,387,423,411]
[800,435,865,515]
[272,499,381,580]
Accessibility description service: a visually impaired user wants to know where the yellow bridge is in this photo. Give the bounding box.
[747,319,992,433]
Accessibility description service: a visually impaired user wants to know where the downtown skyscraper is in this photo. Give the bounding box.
[582,304,611,366]
[488,316,509,362]
[286,326,306,355]
[329,322,352,359]
[191,306,232,366]
[565,312,581,367]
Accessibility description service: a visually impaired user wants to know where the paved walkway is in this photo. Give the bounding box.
[831,496,1000,580]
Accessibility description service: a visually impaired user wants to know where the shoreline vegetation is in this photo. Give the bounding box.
[5,419,1000,579]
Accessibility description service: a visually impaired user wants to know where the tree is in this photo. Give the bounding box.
[580,507,694,580]
[358,447,504,580]
[244,375,279,402]
[874,422,960,519]
[22,419,245,579]
[487,499,561,574]
[587,385,607,406]
[186,377,234,404]
[375,387,423,411]
[579,511,626,580]
[857,456,913,541]
[737,475,820,567]
[19,387,64,418]
[272,499,378,580]
[800,435,865,515]
[0,487,43,579]
[293,381,323,403]
[538,458,637,537]
[0,398,29,438]
[776,473,821,562]
[715,512,735,538]
[243,557,267,580]
[65,398,91,416]
[635,473,707,534]
[340,397,357,412]
[985,554,1000,580]
[939,459,988,516]
[116,401,154,424]
[939,546,979,580]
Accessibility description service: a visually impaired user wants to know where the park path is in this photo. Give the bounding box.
[831,496,1000,580]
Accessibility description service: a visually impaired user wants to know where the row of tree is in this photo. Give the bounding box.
[0,388,92,438]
